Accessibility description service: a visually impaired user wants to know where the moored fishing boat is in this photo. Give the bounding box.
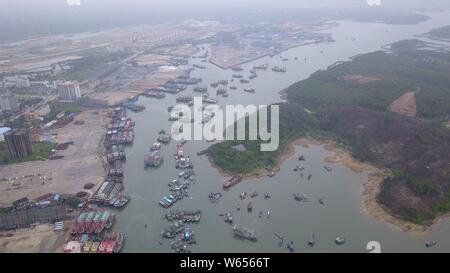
[223,175,242,189]
[114,233,125,253]
[83,241,93,253]
[233,225,257,241]
[98,240,108,253]
[83,211,96,234]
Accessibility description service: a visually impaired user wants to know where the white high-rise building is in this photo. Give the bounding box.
[57,81,81,101]
[2,75,30,88]
[0,93,19,111]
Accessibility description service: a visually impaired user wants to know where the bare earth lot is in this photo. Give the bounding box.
[0,222,71,253]
[389,91,417,117]
[0,110,108,207]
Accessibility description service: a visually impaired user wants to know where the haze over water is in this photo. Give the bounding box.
[115,10,450,252]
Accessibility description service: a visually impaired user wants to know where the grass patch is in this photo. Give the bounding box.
[0,141,55,165]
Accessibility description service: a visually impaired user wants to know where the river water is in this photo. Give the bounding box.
[115,11,450,253]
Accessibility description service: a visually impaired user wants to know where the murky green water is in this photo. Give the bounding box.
[115,12,450,253]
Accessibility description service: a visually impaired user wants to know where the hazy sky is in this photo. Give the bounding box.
[1,0,449,11]
[0,0,448,43]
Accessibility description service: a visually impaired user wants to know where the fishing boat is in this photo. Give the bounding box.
[243,88,255,93]
[194,87,208,93]
[105,234,117,253]
[83,211,96,234]
[287,241,295,252]
[216,88,227,95]
[272,66,287,73]
[233,225,257,241]
[293,193,310,202]
[114,233,125,253]
[318,198,324,205]
[202,97,218,104]
[73,212,88,234]
[240,79,250,84]
[335,237,346,245]
[253,64,268,70]
[247,202,253,212]
[90,211,103,234]
[98,240,108,253]
[230,86,237,90]
[224,212,233,224]
[97,211,113,234]
[324,166,333,172]
[150,142,161,151]
[223,175,242,189]
[426,241,437,248]
[157,134,171,144]
[83,241,93,253]
[145,151,163,167]
[308,233,316,246]
[90,241,100,253]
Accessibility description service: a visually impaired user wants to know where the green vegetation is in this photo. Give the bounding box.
[64,196,83,209]
[37,49,132,82]
[45,101,83,121]
[0,141,55,165]
[286,40,450,119]
[5,116,29,129]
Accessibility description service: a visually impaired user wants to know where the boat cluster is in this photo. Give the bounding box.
[64,208,125,253]
[161,209,201,252]
[92,108,132,209]
[159,145,196,209]
[164,210,202,223]
[208,192,223,203]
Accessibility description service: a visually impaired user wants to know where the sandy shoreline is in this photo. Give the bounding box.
[208,137,437,234]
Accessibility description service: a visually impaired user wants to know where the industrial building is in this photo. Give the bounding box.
[57,81,81,101]
[2,75,31,88]
[0,93,19,111]
[4,129,34,159]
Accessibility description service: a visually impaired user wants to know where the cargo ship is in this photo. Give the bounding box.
[223,175,242,189]
[233,225,257,241]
